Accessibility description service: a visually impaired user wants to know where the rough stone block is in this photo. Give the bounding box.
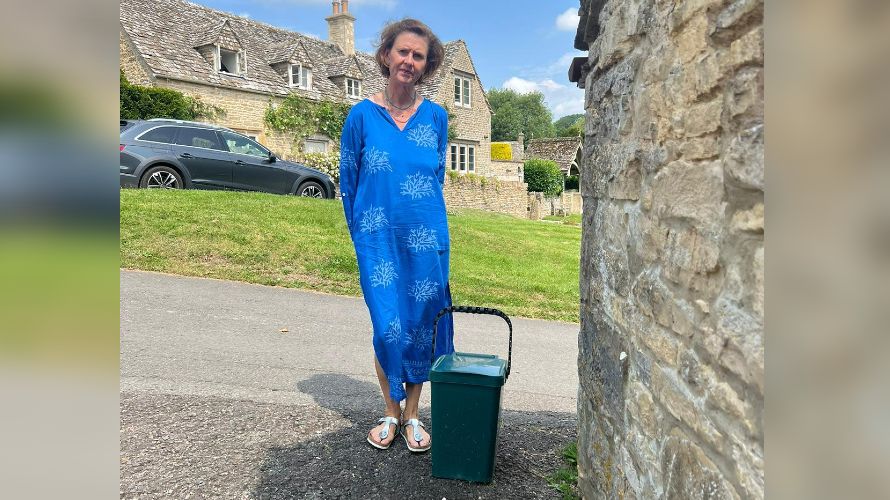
[730,26,763,68]
[670,0,724,33]
[637,324,680,367]
[752,245,764,319]
[684,99,723,137]
[679,349,714,397]
[609,159,642,200]
[629,211,668,264]
[716,0,763,32]
[715,298,764,392]
[728,67,763,120]
[731,437,764,499]
[673,13,710,64]
[651,160,724,231]
[723,123,764,190]
[675,136,720,160]
[632,269,697,337]
[661,226,722,288]
[730,203,764,233]
[662,430,741,499]
[653,368,727,454]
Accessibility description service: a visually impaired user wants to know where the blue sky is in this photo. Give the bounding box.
[189,0,587,120]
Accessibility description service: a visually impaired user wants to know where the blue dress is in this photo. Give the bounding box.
[339,98,455,402]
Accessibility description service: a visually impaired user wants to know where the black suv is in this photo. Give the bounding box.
[120,119,336,198]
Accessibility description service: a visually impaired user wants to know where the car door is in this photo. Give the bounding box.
[220,131,292,194]
[171,127,233,189]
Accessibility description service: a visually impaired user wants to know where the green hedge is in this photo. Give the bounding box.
[120,70,224,121]
[565,175,579,190]
[524,159,563,196]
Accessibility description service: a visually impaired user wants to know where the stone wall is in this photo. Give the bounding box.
[574,0,764,498]
[120,31,153,86]
[489,159,524,182]
[443,175,528,219]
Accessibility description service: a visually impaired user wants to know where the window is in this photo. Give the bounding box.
[137,126,178,144]
[346,78,361,98]
[449,143,475,173]
[289,64,312,89]
[219,48,240,75]
[219,130,269,158]
[453,75,471,107]
[303,139,328,153]
[174,127,225,151]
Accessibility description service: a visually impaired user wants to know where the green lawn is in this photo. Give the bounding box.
[121,190,581,322]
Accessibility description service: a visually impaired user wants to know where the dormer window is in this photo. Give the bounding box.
[290,64,312,90]
[454,74,472,108]
[346,78,361,98]
[218,47,241,75]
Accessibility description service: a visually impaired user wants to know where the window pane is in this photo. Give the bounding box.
[291,66,300,85]
[459,145,466,171]
[463,79,470,105]
[303,68,311,88]
[450,145,457,170]
[139,126,177,144]
[454,78,461,103]
[469,146,475,171]
[220,131,267,157]
[176,128,224,150]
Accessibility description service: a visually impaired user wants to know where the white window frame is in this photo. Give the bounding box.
[449,143,476,173]
[289,64,312,90]
[346,78,361,98]
[453,74,472,108]
[217,46,241,75]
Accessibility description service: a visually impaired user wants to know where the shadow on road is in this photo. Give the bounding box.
[253,373,577,499]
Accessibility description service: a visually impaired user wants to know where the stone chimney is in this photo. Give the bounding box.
[326,0,355,56]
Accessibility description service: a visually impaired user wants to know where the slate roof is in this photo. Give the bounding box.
[119,0,476,104]
[526,137,582,173]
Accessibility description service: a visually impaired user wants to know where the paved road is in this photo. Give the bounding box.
[121,270,580,498]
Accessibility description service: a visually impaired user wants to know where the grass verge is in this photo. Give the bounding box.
[121,190,581,322]
[547,442,580,499]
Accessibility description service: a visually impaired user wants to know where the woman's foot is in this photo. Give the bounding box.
[367,416,400,449]
[401,416,431,452]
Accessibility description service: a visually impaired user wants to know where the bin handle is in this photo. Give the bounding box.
[431,305,512,381]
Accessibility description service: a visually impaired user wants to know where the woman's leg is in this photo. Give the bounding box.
[368,355,402,447]
[402,382,431,448]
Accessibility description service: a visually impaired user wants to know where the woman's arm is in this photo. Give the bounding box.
[339,110,362,233]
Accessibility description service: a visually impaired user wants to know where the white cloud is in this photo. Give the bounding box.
[502,77,585,119]
[555,7,580,31]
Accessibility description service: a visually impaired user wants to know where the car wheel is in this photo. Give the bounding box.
[140,166,183,189]
[298,180,325,198]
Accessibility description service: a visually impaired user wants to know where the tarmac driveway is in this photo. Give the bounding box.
[120,270,580,498]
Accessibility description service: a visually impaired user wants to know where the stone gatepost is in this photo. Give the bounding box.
[571,0,764,497]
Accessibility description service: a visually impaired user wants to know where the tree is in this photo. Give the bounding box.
[554,113,584,137]
[488,88,555,142]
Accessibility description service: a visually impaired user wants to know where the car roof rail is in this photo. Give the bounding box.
[145,118,235,133]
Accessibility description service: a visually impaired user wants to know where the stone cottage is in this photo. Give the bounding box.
[569,0,764,498]
[525,136,582,176]
[119,0,494,175]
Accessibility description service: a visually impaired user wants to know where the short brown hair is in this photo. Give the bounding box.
[374,19,444,85]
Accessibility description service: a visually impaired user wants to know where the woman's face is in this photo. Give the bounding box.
[384,32,429,85]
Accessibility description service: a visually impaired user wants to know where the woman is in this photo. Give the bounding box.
[339,19,454,453]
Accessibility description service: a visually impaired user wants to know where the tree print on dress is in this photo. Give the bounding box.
[404,325,433,353]
[384,317,402,345]
[409,278,439,302]
[407,226,437,252]
[340,147,357,171]
[403,359,432,379]
[439,148,447,171]
[406,123,437,149]
[370,260,398,287]
[360,205,388,233]
[400,172,434,199]
[363,147,392,174]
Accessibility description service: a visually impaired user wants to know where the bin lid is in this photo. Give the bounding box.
[430,352,507,387]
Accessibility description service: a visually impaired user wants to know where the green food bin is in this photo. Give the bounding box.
[429,305,512,483]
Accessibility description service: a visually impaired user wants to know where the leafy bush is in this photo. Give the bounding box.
[524,159,563,196]
[490,142,513,161]
[298,151,340,183]
[565,175,579,190]
[265,94,351,145]
[120,70,225,121]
